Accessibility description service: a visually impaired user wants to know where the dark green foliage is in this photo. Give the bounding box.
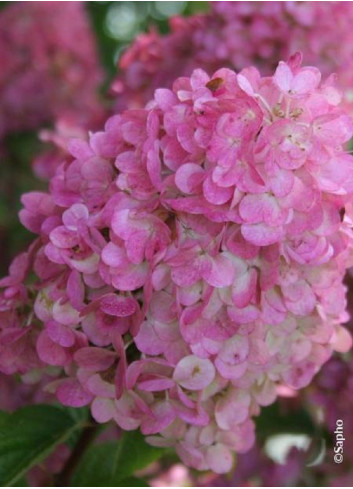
[0,405,86,486]
[71,430,164,486]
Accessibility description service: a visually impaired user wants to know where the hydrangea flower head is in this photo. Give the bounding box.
[1,56,353,473]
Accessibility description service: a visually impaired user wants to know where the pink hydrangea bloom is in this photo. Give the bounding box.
[195,352,353,485]
[112,1,353,111]
[1,57,353,473]
[0,2,104,140]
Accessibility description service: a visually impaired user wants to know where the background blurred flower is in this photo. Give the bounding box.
[0,1,104,140]
[113,1,353,111]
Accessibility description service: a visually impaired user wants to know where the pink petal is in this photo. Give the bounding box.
[147,143,162,191]
[239,193,284,226]
[49,226,78,249]
[215,391,250,429]
[203,254,235,288]
[331,326,353,353]
[138,377,175,391]
[74,347,116,371]
[292,67,321,94]
[57,378,93,407]
[227,304,259,323]
[206,444,233,474]
[53,299,80,326]
[175,163,204,194]
[274,61,293,93]
[214,359,248,380]
[173,355,215,391]
[101,242,125,267]
[62,204,89,231]
[36,330,70,366]
[203,175,233,205]
[135,321,165,356]
[47,320,76,348]
[231,268,257,308]
[241,222,283,246]
[100,294,137,317]
[85,374,116,398]
[91,397,116,423]
[67,270,85,310]
[111,262,149,291]
[141,401,176,435]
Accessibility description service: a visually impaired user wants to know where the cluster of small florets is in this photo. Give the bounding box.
[113,1,353,111]
[1,56,353,473]
[0,2,103,140]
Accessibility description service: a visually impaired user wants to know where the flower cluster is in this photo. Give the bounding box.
[153,347,353,486]
[203,351,353,486]
[1,57,353,473]
[0,2,103,140]
[113,1,353,111]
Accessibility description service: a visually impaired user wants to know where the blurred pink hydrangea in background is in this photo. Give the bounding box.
[113,1,353,111]
[0,1,104,141]
[1,54,353,473]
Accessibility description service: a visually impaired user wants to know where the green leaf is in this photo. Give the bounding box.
[256,401,316,441]
[185,1,210,14]
[72,430,164,486]
[0,404,85,487]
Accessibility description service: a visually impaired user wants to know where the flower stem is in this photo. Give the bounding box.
[55,420,99,487]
